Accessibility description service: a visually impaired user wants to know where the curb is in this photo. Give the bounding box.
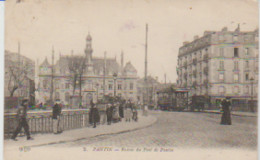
[28,116,158,148]
[202,111,257,117]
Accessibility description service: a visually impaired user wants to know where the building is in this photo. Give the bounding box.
[37,33,138,107]
[4,50,35,107]
[137,76,175,107]
[177,25,258,110]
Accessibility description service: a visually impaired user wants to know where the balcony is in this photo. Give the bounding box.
[203,67,208,75]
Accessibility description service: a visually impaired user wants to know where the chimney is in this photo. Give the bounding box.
[194,35,199,40]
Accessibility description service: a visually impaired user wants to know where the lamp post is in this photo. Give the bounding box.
[96,83,99,103]
[113,73,117,98]
[250,77,254,112]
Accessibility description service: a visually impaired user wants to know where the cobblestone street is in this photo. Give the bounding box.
[56,111,257,149]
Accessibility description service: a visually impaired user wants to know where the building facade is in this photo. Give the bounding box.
[37,34,138,107]
[177,25,258,110]
[4,50,35,106]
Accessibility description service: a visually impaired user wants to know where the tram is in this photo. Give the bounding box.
[157,87,189,111]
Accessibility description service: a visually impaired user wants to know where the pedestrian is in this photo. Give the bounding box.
[125,100,133,122]
[132,105,138,122]
[220,97,232,125]
[52,99,63,134]
[90,104,100,128]
[11,99,33,141]
[119,100,125,120]
[106,104,113,125]
[101,104,107,125]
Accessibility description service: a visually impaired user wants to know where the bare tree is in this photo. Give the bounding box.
[67,56,86,106]
[6,60,29,97]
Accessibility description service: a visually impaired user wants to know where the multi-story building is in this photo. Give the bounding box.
[177,25,258,110]
[37,34,138,107]
[4,50,35,106]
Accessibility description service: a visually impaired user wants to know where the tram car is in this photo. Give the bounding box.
[190,95,207,112]
[157,87,189,111]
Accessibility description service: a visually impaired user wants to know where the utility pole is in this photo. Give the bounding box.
[103,51,107,97]
[164,73,167,86]
[50,46,54,105]
[144,23,148,105]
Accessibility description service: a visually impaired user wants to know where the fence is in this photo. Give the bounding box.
[4,109,90,139]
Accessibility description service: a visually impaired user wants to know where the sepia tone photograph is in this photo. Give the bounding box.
[3,0,258,159]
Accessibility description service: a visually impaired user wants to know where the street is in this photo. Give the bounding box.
[54,111,257,149]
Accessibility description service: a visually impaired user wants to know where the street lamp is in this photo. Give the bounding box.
[250,77,254,112]
[113,73,117,98]
[96,83,99,103]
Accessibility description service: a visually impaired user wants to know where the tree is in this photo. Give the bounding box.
[6,60,29,97]
[67,56,86,106]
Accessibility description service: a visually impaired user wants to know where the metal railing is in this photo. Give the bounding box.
[4,109,90,139]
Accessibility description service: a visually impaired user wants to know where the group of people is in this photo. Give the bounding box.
[89,99,139,128]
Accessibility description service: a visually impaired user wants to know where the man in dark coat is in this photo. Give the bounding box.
[52,99,62,134]
[90,104,99,128]
[119,100,125,119]
[11,99,33,141]
[220,97,232,125]
[106,104,113,125]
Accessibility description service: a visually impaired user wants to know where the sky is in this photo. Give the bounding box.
[4,0,259,83]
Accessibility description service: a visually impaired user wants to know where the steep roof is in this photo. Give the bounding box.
[92,57,120,75]
[39,57,50,67]
[123,62,137,73]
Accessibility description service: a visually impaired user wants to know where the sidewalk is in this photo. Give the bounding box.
[4,115,157,150]
[203,110,257,117]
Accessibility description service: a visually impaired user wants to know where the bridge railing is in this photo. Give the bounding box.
[4,109,90,139]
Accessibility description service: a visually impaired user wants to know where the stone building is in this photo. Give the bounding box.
[177,25,258,110]
[37,34,138,107]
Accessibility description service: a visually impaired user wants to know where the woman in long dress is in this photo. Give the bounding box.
[220,97,232,125]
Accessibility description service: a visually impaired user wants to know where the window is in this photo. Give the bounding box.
[130,83,134,90]
[234,48,239,57]
[219,86,225,94]
[245,85,249,94]
[234,86,239,94]
[200,51,202,59]
[118,84,122,90]
[245,48,249,56]
[245,73,249,81]
[234,73,239,82]
[108,84,113,90]
[43,80,48,89]
[245,61,249,69]
[219,72,224,81]
[234,61,239,70]
[219,61,224,70]
[55,92,60,100]
[234,35,238,41]
[65,83,70,89]
[65,92,70,102]
[220,48,224,57]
